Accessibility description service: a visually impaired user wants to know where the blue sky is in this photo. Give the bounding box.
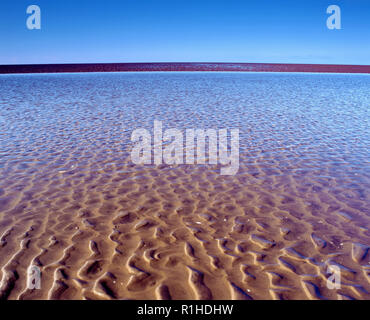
[0,0,369,64]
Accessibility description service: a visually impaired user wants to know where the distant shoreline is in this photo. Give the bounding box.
[1,62,370,74]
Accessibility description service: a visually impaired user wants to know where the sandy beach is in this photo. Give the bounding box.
[0,71,369,300]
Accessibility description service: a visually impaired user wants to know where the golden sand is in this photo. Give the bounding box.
[0,154,369,300]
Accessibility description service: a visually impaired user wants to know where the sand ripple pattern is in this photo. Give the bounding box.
[0,72,369,299]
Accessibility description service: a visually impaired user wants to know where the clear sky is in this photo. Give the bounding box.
[0,0,369,65]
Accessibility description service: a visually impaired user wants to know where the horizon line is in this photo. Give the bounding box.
[1,62,370,74]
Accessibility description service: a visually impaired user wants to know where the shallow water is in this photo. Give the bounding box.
[0,72,369,299]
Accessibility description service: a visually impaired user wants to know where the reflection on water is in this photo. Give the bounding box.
[0,72,369,300]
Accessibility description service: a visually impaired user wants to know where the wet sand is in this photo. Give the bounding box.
[0,72,369,300]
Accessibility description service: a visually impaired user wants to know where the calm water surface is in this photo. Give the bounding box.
[0,72,369,300]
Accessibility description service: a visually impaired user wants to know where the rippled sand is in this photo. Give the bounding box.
[0,72,369,300]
